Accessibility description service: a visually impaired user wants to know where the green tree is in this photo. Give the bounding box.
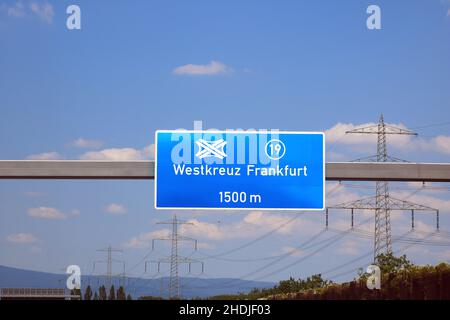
[358,253,414,282]
[108,285,116,300]
[116,286,126,300]
[93,291,99,300]
[98,285,107,300]
[139,295,163,300]
[275,274,330,294]
[84,285,93,301]
[376,253,412,275]
[127,294,133,300]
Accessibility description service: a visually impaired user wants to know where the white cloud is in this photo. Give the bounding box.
[326,185,363,207]
[7,233,38,243]
[122,179,450,248]
[181,219,232,240]
[410,221,435,234]
[173,61,231,76]
[400,245,450,264]
[80,148,143,160]
[104,203,127,215]
[337,240,363,256]
[1,1,53,23]
[327,151,347,162]
[280,246,304,257]
[28,207,66,220]
[28,144,155,161]
[27,152,63,160]
[71,138,104,149]
[241,211,319,236]
[79,144,154,160]
[142,144,156,159]
[325,122,450,156]
[135,212,321,244]
[432,135,450,155]
[391,190,450,212]
[124,212,318,247]
[123,229,171,249]
[325,122,412,149]
[29,1,53,23]
[1,1,26,17]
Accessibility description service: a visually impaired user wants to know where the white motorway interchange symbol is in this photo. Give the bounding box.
[195,139,227,160]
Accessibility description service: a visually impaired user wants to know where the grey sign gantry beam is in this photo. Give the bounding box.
[1,160,450,182]
[326,162,450,182]
[0,160,154,180]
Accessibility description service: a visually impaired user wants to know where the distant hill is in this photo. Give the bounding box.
[0,265,273,299]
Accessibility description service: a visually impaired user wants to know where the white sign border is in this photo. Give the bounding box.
[154,130,326,211]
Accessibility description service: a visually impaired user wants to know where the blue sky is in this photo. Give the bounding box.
[1,0,450,292]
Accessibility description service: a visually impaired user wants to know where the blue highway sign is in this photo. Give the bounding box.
[155,130,325,210]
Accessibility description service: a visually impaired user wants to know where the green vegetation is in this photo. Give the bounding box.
[83,284,131,300]
[358,253,412,279]
[116,286,126,300]
[208,274,331,300]
[138,295,164,300]
[83,285,92,300]
[98,285,107,300]
[208,254,450,300]
[108,285,116,300]
[81,254,448,300]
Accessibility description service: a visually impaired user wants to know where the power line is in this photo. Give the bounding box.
[327,115,440,262]
[149,215,203,299]
[124,247,155,277]
[326,229,439,280]
[320,230,414,278]
[410,121,450,130]
[190,216,373,290]
[94,245,124,289]
[185,229,331,290]
[247,217,373,283]
[199,212,306,261]
[186,230,334,290]
[197,183,343,262]
[124,183,344,288]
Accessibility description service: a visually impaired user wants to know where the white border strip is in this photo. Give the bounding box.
[154,130,326,211]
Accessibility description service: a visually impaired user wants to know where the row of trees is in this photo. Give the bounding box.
[73,285,132,300]
[270,254,450,300]
[209,254,450,300]
[208,274,331,300]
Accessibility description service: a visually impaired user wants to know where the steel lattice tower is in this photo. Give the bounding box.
[327,115,440,262]
[346,115,416,260]
[169,215,181,297]
[148,215,204,299]
[94,245,124,289]
[374,115,393,257]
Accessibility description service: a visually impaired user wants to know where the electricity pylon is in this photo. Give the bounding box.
[147,215,204,299]
[327,115,439,262]
[94,245,125,289]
